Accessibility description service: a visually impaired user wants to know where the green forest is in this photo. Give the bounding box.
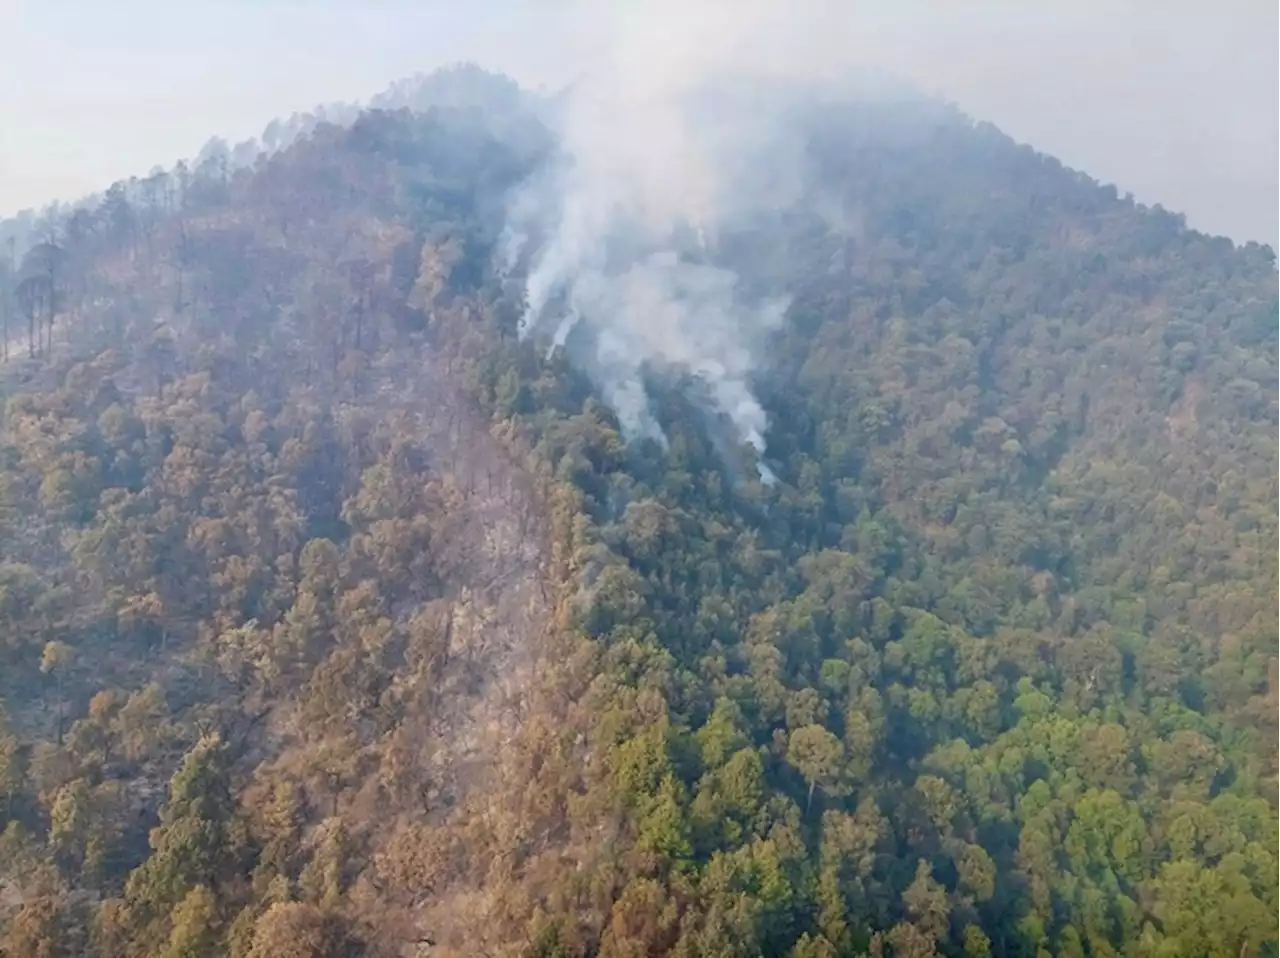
[0,66,1275,958]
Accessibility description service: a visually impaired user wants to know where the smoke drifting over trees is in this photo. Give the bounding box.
[0,8,1274,957]
[502,3,894,478]
[3,0,1274,245]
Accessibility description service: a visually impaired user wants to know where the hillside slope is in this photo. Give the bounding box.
[0,68,1275,958]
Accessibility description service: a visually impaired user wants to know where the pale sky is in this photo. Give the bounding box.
[0,0,1275,246]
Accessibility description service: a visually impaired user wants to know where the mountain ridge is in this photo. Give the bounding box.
[0,66,1274,958]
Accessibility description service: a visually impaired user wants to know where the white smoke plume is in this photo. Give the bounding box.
[502,0,860,482]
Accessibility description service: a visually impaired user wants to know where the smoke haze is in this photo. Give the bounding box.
[0,0,1274,249]
[505,2,861,474]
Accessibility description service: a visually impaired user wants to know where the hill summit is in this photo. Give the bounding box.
[0,65,1275,958]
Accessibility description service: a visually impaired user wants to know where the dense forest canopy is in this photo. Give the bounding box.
[0,64,1275,958]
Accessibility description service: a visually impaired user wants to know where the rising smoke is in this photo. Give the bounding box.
[499,1,861,483]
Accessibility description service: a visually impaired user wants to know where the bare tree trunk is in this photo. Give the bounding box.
[2,238,12,361]
[55,671,64,745]
[46,258,58,360]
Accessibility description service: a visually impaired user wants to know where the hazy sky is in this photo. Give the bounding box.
[0,0,1275,246]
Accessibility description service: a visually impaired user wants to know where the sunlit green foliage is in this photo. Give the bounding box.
[0,66,1274,957]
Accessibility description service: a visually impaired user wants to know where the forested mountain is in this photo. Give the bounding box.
[0,64,1275,958]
